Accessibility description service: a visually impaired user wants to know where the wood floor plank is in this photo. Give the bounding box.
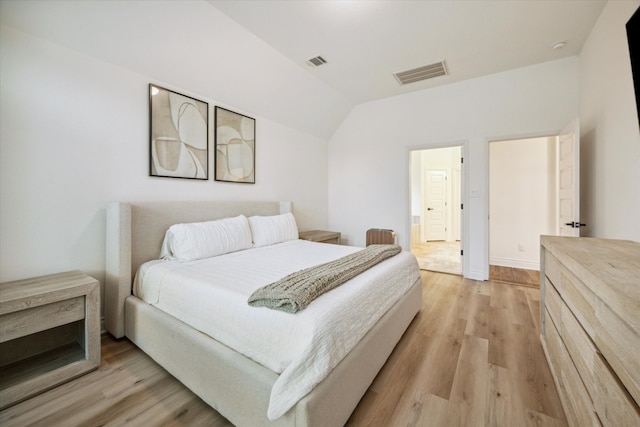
[420,318,467,400]
[525,408,568,427]
[1,271,567,427]
[464,289,491,339]
[388,316,466,420]
[414,393,451,427]
[488,306,512,369]
[486,363,527,426]
[446,334,490,427]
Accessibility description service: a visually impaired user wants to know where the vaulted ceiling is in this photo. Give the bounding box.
[0,1,607,138]
[210,0,607,103]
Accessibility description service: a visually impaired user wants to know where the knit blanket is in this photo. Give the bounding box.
[248,244,402,313]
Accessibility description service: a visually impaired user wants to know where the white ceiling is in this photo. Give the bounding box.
[0,0,608,139]
[210,0,607,103]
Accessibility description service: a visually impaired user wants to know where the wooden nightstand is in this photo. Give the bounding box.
[299,230,341,245]
[0,270,100,409]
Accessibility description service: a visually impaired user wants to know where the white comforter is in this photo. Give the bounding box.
[134,239,420,420]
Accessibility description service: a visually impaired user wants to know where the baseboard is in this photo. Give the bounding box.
[490,257,539,271]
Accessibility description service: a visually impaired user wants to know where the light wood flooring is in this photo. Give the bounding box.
[411,241,461,275]
[412,241,541,288]
[0,271,566,426]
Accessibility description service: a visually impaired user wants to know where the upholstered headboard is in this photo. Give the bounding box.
[105,200,292,338]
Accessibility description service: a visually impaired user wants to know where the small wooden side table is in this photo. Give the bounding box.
[299,230,341,245]
[0,270,100,409]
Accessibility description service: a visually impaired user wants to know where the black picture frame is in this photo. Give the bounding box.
[149,84,209,180]
[214,106,256,183]
[627,6,640,128]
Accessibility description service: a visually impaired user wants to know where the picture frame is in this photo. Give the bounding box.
[214,106,255,183]
[149,84,208,180]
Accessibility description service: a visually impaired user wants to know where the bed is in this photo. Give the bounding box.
[105,201,422,426]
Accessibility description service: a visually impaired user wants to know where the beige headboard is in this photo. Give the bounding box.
[105,200,292,338]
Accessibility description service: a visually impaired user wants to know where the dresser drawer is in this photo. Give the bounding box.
[544,309,600,427]
[560,263,640,409]
[545,278,562,328]
[0,296,85,343]
[561,301,597,401]
[543,308,563,382]
[560,269,597,339]
[593,350,640,427]
[544,251,562,290]
[594,301,640,408]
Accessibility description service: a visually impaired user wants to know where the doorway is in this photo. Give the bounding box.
[410,146,462,275]
[488,136,557,286]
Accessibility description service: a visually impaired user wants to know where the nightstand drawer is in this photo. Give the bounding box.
[0,297,85,343]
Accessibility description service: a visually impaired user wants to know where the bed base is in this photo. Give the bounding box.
[105,201,422,426]
[125,279,420,426]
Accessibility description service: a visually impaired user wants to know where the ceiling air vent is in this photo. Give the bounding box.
[307,55,328,67]
[393,60,447,85]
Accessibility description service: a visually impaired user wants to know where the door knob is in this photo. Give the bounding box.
[564,221,586,228]
[427,208,434,211]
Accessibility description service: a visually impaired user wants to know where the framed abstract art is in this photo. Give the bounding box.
[214,106,255,183]
[149,84,208,179]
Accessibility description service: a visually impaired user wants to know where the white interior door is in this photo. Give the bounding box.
[453,166,461,241]
[426,169,447,241]
[558,119,582,237]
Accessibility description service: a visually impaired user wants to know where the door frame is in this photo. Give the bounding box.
[407,141,468,276]
[486,121,579,275]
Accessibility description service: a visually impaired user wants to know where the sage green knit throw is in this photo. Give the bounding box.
[247,244,402,313]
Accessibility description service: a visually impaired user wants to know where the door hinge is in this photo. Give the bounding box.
[460,250,464,256]
[461,157,464,164]
[461,203,463,210]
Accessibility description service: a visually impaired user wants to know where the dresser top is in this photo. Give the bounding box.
[541,236,639,325]
[541,236,639,281]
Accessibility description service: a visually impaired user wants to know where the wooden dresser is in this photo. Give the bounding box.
[540,236,640,426]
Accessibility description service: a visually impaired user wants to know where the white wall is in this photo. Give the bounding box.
[328,57,580,280]
[489,137,556,270]
[0,25,329,285]
[0,0,351,140]
[579,1,640,241]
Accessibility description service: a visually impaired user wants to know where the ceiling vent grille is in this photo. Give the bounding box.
[307,55,327,67]
[393,60,447,85]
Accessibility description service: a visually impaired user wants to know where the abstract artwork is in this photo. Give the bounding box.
[215,106,255,183]
[149,84,208,179]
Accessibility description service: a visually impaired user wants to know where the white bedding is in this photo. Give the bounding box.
[133,239,420,420]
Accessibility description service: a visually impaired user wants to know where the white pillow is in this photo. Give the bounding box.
[248,212,299,247]
[160,215,253,261]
